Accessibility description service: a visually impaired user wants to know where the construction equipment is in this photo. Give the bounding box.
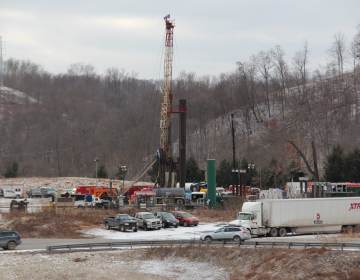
[158,14,175,188]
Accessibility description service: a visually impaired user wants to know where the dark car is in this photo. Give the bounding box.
[0,230,21,250]
[155,212,179,228]
[104,214,138,232]
[172,211,199,227]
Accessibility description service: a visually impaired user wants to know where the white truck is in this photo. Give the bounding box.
[2,187,23,198]
[230,197,360,237]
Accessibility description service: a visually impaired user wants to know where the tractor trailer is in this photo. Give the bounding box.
[230,197,360,237]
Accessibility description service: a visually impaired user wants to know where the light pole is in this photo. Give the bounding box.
[239,169,246,198]
[230,113,237,195]
[231,168,239,196]
[120,165,127,192]
[94,158,99,187]
[247,163,255,188]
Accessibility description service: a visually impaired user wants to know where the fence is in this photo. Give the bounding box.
[47,239,360,253]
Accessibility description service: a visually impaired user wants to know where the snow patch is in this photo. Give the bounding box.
[0,86,37,103]
[83,223,225,240]
[138,257,228,280]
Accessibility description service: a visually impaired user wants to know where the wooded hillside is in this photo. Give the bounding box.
[1,28,360,185]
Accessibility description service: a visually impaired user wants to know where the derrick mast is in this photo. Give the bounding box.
[159,15,175,187]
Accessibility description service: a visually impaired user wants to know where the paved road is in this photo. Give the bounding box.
[0,238,111,251]
[2,233,360,251]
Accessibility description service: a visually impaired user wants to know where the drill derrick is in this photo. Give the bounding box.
[159,14,175,188]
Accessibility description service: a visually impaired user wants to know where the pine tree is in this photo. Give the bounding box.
[4,162,19,178]
[324,145,345,181]
[344,149,360,182]
[216,159,232,187]
[96,164,108,178]
[186,157,204,182]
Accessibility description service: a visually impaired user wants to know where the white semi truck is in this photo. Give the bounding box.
[229,197,360,237]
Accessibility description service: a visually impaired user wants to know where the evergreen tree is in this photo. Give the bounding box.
[324,145,345,181]
[216,159,232,187]
[186,157,204,182]
[4,162,19,178]
[344,149,360,182]
[96,164,108,178]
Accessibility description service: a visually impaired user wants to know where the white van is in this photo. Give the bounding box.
[2,187,22,198]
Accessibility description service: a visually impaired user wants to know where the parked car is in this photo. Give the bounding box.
[28,187,56,199]
[155,212,179,228]
[200,226,251,242]
[74,194,93,208]
[135,212,162,230]
[0,230,21,250]
[104,214,138,232]
[172,211,199,227]
[74,195,110,208]
[3,188,23,198]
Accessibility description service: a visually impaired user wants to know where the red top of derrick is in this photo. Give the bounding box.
[164,14,175,30]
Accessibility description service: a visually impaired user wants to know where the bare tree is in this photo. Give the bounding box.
[329,32,346,79]
[236,61,263,124]
[293,42,309,96]
[271,45,289,119]
[253,51,273,118]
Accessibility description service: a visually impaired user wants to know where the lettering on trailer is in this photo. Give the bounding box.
[349,203,360,210]
[313,212,323,225]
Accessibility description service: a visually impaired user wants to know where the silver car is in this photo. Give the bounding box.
[200,226,251,242]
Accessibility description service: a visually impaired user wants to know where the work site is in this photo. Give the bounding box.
[1,1,360,280]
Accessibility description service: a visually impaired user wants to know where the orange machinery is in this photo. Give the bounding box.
[75,185,118,198]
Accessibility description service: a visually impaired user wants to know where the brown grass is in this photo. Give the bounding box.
[3,208,119,238]
[189,208,238,222]
[189,197,243,222]
[1,204,241,238]
[142,245,360,280]
[349,269,360,280]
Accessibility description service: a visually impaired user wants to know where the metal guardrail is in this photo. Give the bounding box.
[47,239,360,253]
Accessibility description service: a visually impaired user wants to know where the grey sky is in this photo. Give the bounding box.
[1,0,359,79]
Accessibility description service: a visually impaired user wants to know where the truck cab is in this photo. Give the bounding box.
[229,202,267,236]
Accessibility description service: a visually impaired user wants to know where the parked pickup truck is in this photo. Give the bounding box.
[104,214,138,232]
[135,212,162,230]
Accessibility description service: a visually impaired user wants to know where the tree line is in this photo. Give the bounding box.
[325,146,360,182]
[0,26,359,186]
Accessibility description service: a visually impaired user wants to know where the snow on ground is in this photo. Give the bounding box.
[84,223,226,240]
[0,177,152,193]
[0,250,229,280]
[0,86,37,103]
[138,257,228,280]
[84,223,360,243]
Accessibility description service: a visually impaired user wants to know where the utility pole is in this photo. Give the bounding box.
[178,99,187,189]
[94,158,99,187]
[230,113,238,195]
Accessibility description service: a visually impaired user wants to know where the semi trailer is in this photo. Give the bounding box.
[229,197,360,237]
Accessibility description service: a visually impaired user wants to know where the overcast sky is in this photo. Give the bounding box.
[1,0,359,79]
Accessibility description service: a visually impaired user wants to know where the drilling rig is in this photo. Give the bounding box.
[158,15,175,188]
[131,15,186,188]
